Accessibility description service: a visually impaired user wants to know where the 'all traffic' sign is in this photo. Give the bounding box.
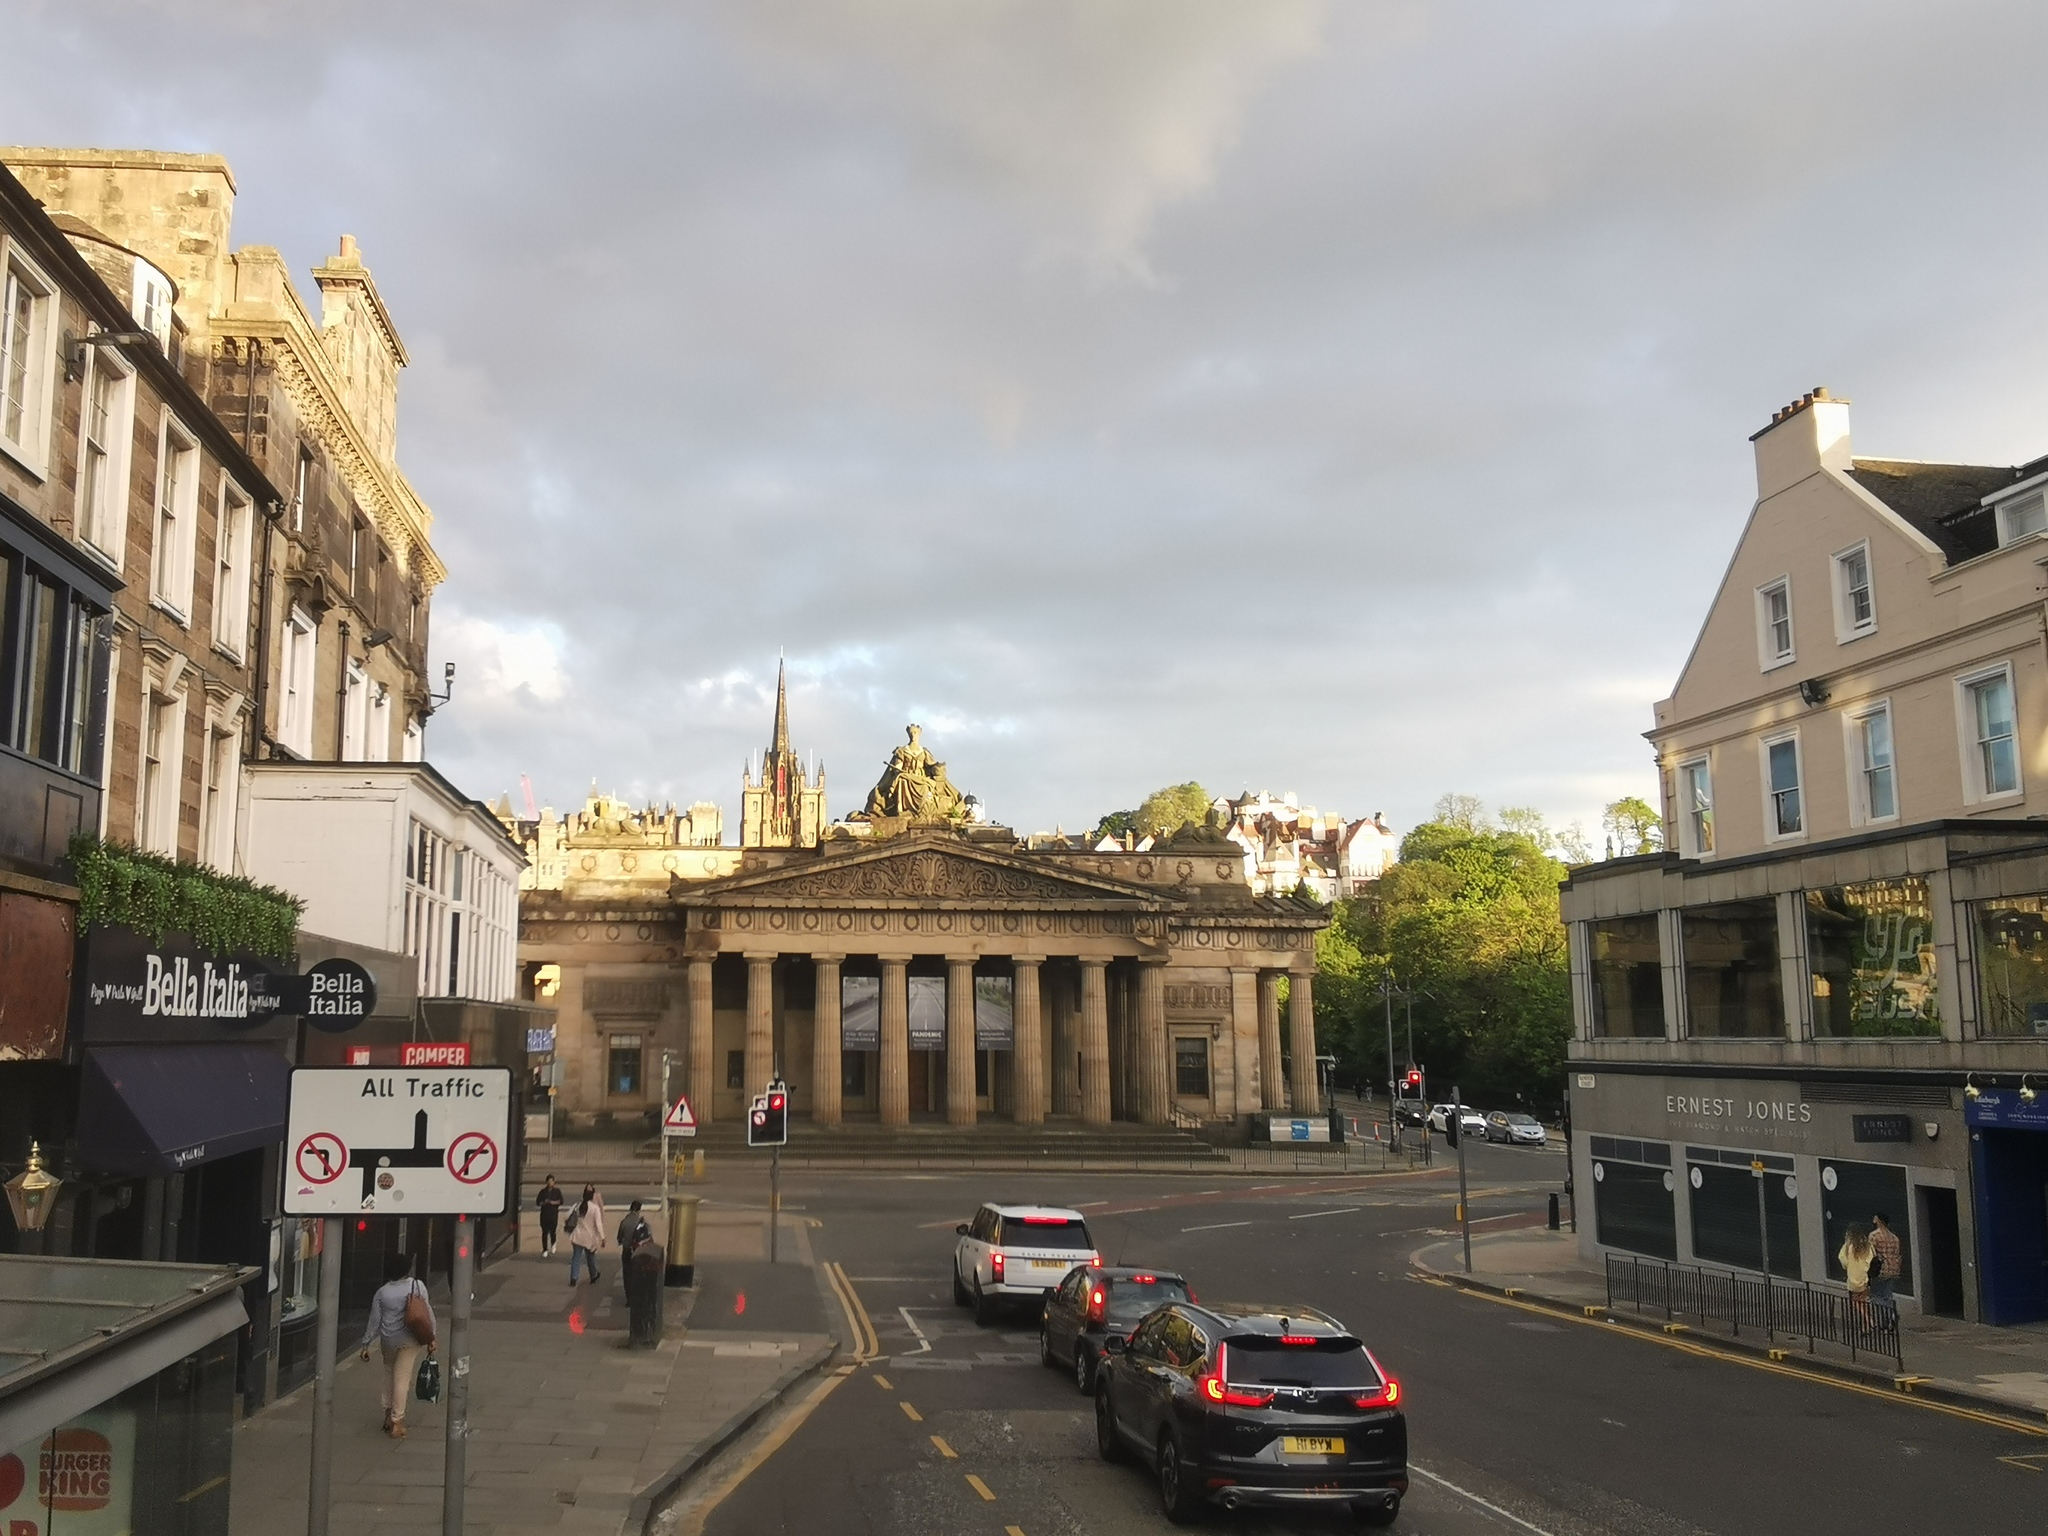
[285,1067,514,1216]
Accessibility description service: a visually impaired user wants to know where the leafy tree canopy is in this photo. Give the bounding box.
[1135,781,1212,840]
[1089,809,1137,843]
[1603,795,1664,858]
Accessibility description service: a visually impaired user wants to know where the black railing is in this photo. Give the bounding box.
[1605,1253,1902,1369]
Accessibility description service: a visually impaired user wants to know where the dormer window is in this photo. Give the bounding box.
[1995,489,2047,547]
[131,263,174,351]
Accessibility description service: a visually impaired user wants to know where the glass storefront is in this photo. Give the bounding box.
[1818,1158,1913,1294]
[1589,916,1665,1038]
[1805,878,1940,1038]
[1972,895,2048,1037]
[1589,1135,1676,1259]
[1687,1147,1801,1278]
[1681,901,1784,1038]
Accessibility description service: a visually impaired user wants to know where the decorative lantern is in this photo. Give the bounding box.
[5,1142,63,1233]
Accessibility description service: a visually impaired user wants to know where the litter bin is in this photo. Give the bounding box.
[666,1194,701,1288]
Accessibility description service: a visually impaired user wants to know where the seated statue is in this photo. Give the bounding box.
[857,724,967,821]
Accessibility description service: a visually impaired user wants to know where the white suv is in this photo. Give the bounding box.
[952,1203,1099,1323]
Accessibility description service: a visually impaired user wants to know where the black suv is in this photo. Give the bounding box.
[1039,1266,1191,1393]
[1094,1302,1407,1526]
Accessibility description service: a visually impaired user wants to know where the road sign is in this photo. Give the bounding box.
[284,1067,514,1216]
[663,1094,697,1137]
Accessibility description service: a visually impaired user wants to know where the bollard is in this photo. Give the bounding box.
[692,1148,705,1181]
[1547,1192,1561,1231]
[666,1194,701,1288]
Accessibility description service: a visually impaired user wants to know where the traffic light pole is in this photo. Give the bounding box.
[1382,976,1398,1151]
[1454,1085,1472,1274]
[769,1144,781,1264]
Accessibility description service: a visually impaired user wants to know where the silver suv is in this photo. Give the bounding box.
[953,1202,1100,1323]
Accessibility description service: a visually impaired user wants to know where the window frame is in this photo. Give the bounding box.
[199,721,239,869]
[1956,662,2023,806]
[1843,700,1898,827]
[137,685,186,856]
[1760,729,1805,842]
[131,263,174,350]
[0,241,57,478]
[341,658,367,760]
[1994,487,2048,548]
[212,481,253,660]
[1831,540,1876,643]
[279,606,317,757]
[150,415,200,622]
[75,345,136,567]
[1674,756,1714,858]
[1755,577,1795,672]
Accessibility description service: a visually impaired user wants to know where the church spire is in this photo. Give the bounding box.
[769,657,791,757]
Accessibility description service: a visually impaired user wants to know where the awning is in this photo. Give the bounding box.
[76,1045,290,1176]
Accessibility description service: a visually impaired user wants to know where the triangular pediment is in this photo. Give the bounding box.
[674,832,1172,908]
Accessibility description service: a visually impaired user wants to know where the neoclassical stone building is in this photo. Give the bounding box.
[515,703,1328,1133]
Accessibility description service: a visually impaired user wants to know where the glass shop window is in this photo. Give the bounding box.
[1681,900,1784,1038]
[1971,895,2048,1037]
[1589,916,1665,1038]
[1806,878,1940,1038]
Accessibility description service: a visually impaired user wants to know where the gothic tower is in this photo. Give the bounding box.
[740,661,827,848]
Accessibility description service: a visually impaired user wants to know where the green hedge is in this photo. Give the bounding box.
[68,833,303,961]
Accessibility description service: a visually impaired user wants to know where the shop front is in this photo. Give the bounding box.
[0,1255,247,1536]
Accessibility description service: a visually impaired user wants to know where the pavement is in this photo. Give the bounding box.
[1410,1222,2048,1420]
[230,1203,836,1535]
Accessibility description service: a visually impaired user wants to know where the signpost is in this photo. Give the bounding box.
[747,1079,789,1263]
[286,1066,513,1536]
[1453,1085,1472,1273]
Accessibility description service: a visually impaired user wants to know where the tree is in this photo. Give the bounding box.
[1602,796,1663,858]
[1135,782,1212,840]
[1089,809,1137,844]
[1432,793,1487,832]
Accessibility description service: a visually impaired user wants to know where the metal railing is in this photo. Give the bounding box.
[1605,1253,1902,1369]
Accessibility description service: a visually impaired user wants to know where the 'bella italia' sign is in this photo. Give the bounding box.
[77,925,378,1045]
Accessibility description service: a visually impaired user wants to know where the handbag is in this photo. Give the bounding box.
[414,1352,441,1404]
[403,1280,435,1346]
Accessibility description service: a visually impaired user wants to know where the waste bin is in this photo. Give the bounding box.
[666,1194,701,1288]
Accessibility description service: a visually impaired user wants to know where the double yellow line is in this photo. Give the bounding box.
[824,1261,879,1361]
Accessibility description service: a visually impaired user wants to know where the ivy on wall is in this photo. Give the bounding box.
[68,833,303,961]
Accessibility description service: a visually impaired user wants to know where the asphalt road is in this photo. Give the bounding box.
[660,1140,2045,1536]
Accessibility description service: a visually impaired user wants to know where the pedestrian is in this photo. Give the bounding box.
[536,1174,564,1258]
[1869,1210,1902,1315]
[565,1184,607,1286]
[1838,1223,1875,1327]
[358,1252,435,1439]
[618,1199,660,1346]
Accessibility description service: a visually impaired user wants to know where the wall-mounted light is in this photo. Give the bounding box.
[62,328,152,384]
[362,628,394,650]
[1798,678,1830,707]
[1963,1074,1982,1101]
[4,1142,63,1233]
[1923,1122,1940,1141]
[422,661,456,717]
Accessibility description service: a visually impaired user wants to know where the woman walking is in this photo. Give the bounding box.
[1838,1223,1875,1329]
[565,1184,608,1286]
[358,1253,435,1439]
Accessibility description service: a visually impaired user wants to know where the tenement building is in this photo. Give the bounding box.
[1565,388,2048,1327]
[516,693,1328,1134]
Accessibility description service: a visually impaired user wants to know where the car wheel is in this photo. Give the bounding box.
[1156,1432,1202,1525]
[972,1276,995,1326]
[1094,1381,1125,1462]
[952,1265,969,1307]
[1073,1345,1094,1395]
[1352,1494,1400,1527]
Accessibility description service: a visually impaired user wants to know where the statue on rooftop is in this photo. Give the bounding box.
[856,724,966,821]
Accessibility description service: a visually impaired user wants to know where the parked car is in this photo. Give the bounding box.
[1392,1099,1430,1128]
[1094,1301,1407,1526]
[1485,1110,1549,1146]
[1426,1103,1486,1139]
[1041,1266,1192,1394]
[953,1203,1099,1323]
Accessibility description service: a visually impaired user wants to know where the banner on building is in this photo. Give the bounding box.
[907,976,945,1049]
[841,976,880,1050]
[974,976,1013,1050]
[75,926,376,1044]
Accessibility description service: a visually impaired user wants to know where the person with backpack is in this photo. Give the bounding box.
[358,1252,436,1439]
[565,1184,607,1286]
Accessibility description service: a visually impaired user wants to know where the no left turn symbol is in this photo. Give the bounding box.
[295,1132,347,1186]
[447,1131,499,1186]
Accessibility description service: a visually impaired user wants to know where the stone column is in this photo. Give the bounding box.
[1136,962,1170,1125]
[1288,968,1320,1115]
[879,955,911,1127]
[1258,970,1286,1112]
[1079,958,1112,1126]
[744,953,777,1096]
[946,956,977,1127]
[812,955,843,1126]
[1011,957,1045,1124]
[1051,964,1078,1115]
[688,957,715,1124]
[1229,968,1262,1116]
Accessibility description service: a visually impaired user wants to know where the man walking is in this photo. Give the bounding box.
[618,1199,660,1345]
[1870,1210,1903,1316]
[536,1175,564,1258]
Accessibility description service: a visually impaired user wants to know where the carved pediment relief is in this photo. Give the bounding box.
[681,839,1167,908]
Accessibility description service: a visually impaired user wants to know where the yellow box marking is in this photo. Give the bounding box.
[873,1375,892,1391]
[966,1474,996,1501]
[1007,1528,1027,1536]
[930,1435,957,1459]
[899,1401,922,1422]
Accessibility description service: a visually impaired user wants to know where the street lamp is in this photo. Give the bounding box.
[5,1142,63,1232]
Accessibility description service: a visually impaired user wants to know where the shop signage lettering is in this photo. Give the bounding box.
[401,1043,471,1067]
[1665,1093,1812,1123]
[135,955,283,1021]
[1852,1114,1914,1143]
[77,927,373,1044]
[0,1410,134,1533]
[306,962,371,1020]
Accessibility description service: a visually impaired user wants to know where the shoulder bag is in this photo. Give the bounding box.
[403,1279,435,1345]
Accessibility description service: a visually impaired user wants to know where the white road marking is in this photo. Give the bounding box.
[898,1307,933,1355]
[1181,1220,1254,1232]
[1289,1208,1356,1220]
[1409,1463,1562,1536]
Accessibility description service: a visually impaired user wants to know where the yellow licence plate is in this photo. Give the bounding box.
[1031,1259,1068,1268]
[1282,1437,1344,1456]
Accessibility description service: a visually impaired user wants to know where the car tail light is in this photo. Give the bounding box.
[1279,1335,1319,1346]
[992,1251,1005,1282]
[1198,1344,1275,1408]
[1088,1287,1107,1325]
[1020,1215,1069,1224]
[1130,1274,1155,1283]
[1089,1255,1102,1267]
[1187,1287,1198,1303]
[1351,1377,1402,1409]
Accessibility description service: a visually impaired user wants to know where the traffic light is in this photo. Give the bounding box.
[748,1081,789,1147]
[1445,1102,1460,1148]
[1404,1069,1422,1093]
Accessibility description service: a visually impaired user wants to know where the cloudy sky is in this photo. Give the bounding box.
[14,1,2048,839]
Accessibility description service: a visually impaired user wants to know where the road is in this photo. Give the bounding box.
[656,1140,2045,1536]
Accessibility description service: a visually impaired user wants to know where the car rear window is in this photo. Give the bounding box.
[1106,1277,1188,1323]
[1508,1114,1540,1126]
[1224,1336,1379,1389]
[999,1216,1093,1249]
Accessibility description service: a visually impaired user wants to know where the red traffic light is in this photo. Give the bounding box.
[1405,1070,1422,1087]
[769,1094,785,1111]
